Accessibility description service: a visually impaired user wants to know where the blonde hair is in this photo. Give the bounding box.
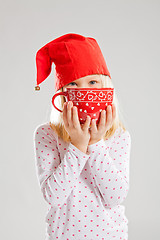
[49,74,126,143]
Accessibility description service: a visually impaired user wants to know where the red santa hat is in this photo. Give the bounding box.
[35,33,111,92]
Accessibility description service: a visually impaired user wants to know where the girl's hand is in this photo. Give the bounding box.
[63,101,91,154]
[88,103,116,145]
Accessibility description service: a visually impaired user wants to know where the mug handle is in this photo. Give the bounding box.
[52,92,68,112]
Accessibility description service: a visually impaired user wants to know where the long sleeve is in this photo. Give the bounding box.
[87,128,131,208]
[33,124,90,208]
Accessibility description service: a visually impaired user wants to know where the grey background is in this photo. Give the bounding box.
[1,0,160,239]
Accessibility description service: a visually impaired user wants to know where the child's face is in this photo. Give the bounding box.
[63,74,102,92]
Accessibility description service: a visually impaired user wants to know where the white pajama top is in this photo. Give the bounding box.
[33,122,131,240]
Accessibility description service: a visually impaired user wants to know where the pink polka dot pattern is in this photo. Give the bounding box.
[33,123,131,240]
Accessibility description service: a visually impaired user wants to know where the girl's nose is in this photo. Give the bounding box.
[78,85,89,88]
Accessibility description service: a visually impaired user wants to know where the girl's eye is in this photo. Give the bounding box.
[68,81,97,86]
[68,82,76,86]
[90,81,97,84]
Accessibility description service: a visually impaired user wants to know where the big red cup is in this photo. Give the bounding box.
[52,87,114,125]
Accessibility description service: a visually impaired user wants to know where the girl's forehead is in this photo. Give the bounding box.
[75,74,101,81]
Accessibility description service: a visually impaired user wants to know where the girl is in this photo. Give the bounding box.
[33,33,131,240]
